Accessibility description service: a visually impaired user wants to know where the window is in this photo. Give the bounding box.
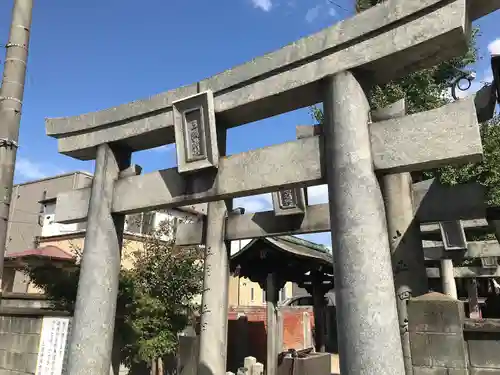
[125,212,156,235]
[43,202,55,216]
[250,287,255,302]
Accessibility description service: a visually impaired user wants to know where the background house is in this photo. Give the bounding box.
[2,171,303,306]
[2,171,201,293]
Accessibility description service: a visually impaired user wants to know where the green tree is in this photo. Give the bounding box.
[313,0,500,202]
[23,217,204,373]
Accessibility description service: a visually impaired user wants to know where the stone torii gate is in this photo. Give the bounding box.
[45,1,499,374]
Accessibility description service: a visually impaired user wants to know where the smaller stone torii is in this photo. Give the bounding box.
[44,1,500,375]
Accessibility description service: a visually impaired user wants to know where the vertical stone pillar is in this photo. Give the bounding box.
[266,273,279,375]
[312,281,326,352]
[322,71,405,375]
[198,126,230,375]
[66,144,131,375]
[441,259,458,299]
[377,99,428,375]
[198,199,230,375]
[467,278,481,318]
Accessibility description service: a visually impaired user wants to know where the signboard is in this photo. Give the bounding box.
[35,317,72,375]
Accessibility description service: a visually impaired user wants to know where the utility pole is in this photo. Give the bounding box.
[0,0,34,292]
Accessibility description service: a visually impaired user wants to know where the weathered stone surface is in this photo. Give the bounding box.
[408,293,467,369]
[65,144,131,375]
[55,96,483,224]
[173,91,219,174]
[176,203,330,245]
[198,200,229,375]
[47,0,475,160]
[427,267,500,278]
[467,332,500,369]
[301,97,483,172]
[272,188,307,216]
[414,179,487,222]
[377,99,426,374]
[412,368,448,375]
[322,71,404,374]
[55,137,323,224]
[423,240,500,259]
[470,368,500,375]
[370,97,482,173]
[408,293,464,334]
[421,220,489,235]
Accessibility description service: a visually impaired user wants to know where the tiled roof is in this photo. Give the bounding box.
[6,246,75,261]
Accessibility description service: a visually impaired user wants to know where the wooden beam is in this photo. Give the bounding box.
[46,0,476,160]
[55,98,483,224]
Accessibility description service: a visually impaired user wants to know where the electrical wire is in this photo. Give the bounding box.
[325,0,349,12]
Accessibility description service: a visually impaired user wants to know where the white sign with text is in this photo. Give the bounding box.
[35,316,72,375]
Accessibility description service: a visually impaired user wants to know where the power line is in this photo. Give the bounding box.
[326,0,349,12]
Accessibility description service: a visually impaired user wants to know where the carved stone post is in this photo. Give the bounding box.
[441,259,458,299]
[467,278,481,318]
[66,144,131,375]
[322,71,405,374]
[198,125,230,375]
[198,199,230,375]
[377,99,428,375]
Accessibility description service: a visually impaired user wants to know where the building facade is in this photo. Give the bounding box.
[2,171,297,306]
[2,171,199,293]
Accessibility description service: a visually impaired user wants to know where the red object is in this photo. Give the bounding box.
[227,306,315,369]
[5,246,75,261]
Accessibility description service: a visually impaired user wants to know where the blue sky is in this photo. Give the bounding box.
[0,0,499,248]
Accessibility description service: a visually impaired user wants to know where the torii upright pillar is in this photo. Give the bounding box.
[66,144,131,375]
[322,71,405,374]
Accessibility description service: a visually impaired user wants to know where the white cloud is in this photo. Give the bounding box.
[233,193,272,213]
[151,144,175,153]
[307,184,328,205]
[305,5,321,23]
[328,7,337,17]
[488,38,500,56]
[252,0,272,12]
[15,157,63,181]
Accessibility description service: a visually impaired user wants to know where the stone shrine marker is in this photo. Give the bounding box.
[45,1,500,375]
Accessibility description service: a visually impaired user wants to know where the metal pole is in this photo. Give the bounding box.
[0,0,34,292]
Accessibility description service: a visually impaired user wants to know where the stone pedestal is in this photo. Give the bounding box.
[408,293,467,374]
